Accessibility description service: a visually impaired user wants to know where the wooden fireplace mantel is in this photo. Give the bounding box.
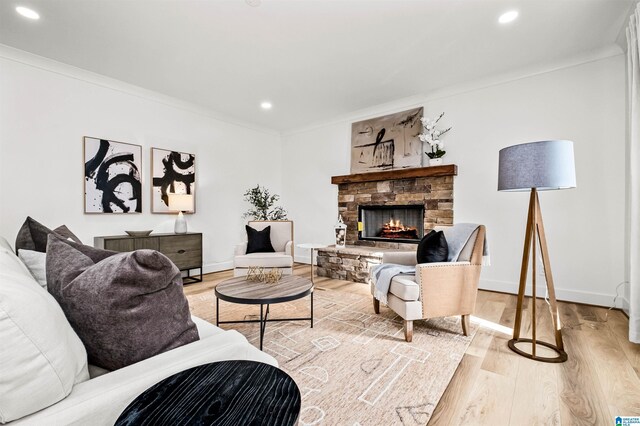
[331,165,457,185]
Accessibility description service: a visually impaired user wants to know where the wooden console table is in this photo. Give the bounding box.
[94,233,202,284]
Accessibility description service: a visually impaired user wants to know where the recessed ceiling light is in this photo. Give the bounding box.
[16,6,40,20]
[498,10,518,24]
[260,101,272,110]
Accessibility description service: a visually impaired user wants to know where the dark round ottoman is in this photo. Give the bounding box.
[115,360,301,426]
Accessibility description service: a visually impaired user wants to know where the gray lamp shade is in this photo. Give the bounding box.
[498,140,576,192]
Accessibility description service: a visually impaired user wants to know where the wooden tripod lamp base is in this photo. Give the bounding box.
[498,140,576,364]
[508,189,568,363]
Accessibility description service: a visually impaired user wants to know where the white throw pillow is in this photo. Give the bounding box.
[0,236,13,253]
[18,249,47,288]
[0,249,89,423]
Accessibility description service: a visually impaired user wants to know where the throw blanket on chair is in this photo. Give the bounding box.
[371,223,490,304]
[440,223,491,266]
[371,264,416,305]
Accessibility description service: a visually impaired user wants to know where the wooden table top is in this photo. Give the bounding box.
[115,361,301,426]
[215,275,313,305]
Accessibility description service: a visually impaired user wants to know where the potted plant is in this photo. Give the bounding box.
[243,185,288,220]
[419,112,451,166]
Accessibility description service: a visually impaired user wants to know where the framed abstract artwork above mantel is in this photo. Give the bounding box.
[350,107,423,174]
[151,147,196,214]
[84,137,142,214]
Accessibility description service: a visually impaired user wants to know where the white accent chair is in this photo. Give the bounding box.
[371,225,486,342]
[233,220,294,277]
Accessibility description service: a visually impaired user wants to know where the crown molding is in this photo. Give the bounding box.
[1,41,625,140]
[423,44,623,103]
[281,94,426,137]
[282,44,623,137]
[0,43,280,137]
[615,0,639,52]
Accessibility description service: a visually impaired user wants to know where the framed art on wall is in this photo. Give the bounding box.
[151,148,196,213]
[350,107,423,174]
[84,137,142,214]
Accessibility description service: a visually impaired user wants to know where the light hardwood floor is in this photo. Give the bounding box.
[184,264,640,425]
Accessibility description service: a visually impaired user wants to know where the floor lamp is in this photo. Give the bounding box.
[498,140,576,363]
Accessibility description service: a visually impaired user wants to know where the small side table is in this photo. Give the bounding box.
[115,361,301,426]
[296,243,328,285]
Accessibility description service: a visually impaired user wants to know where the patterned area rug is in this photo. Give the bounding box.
[187,288,475,425]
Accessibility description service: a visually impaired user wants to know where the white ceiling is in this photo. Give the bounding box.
[0,0,634,131]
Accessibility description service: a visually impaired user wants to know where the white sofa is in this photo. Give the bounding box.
[0,236,277,425]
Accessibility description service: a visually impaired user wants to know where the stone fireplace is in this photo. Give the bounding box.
[336,165,456,249]
[317,165,457,282]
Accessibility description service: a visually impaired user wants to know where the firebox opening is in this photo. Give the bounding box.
[358,205,424,244]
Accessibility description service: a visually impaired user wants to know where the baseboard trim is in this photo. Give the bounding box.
[479,279,620,309]
[194,263,623,309]
[620,296,630,316]
[294,255,312,265]
[202,261,233,274]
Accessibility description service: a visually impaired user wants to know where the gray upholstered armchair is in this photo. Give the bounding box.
[233,220,294,277]
[371,225,486,342]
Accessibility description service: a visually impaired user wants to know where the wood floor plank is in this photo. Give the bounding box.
[510,357,561,426]
[583,324,640,416]
[558,302,582,330]
[607,310,640,379]
[428,354,483,426]
[465,300,507,359]
[557,329,612,425]
[480,334,520,378]
[457,369,516,425]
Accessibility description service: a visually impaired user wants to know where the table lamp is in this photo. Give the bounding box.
[168,194,194,234]
[498,140,576,363]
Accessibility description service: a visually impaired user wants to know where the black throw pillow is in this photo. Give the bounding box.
[416,230,449,264]
[245,225,275,254]
[15,216,82,254]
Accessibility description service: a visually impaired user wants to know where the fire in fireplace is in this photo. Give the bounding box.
[358,205,424,243]
[380,218,420,240]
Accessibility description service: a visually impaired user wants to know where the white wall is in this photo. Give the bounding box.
[282,54,627,307]
[0,48,282,273]
[0,46,627,307]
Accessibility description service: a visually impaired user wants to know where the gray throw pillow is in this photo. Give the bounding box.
[45,234,199,371]
[15,216,82,253]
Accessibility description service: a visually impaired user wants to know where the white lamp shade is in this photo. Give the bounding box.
[168,194,194,212]
[498,140,577,192]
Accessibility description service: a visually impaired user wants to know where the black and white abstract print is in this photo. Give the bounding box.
[350,107,423,173]
[84,137,142,213]
[152,148,196,213]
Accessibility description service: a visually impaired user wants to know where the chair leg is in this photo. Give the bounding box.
[373,297,380,314]
[404,320,413,342]
[461,314,470,336]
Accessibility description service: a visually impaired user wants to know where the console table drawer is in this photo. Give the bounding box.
[94,232,203,275]
[159,235,202,270]
[134,237,159,251]
[103,239,134,252]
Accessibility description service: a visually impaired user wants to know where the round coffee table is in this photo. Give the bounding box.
[215,275,313,350]
[115,361,301,425]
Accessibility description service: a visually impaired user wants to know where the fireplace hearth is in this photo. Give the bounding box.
[359,205,424,244]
